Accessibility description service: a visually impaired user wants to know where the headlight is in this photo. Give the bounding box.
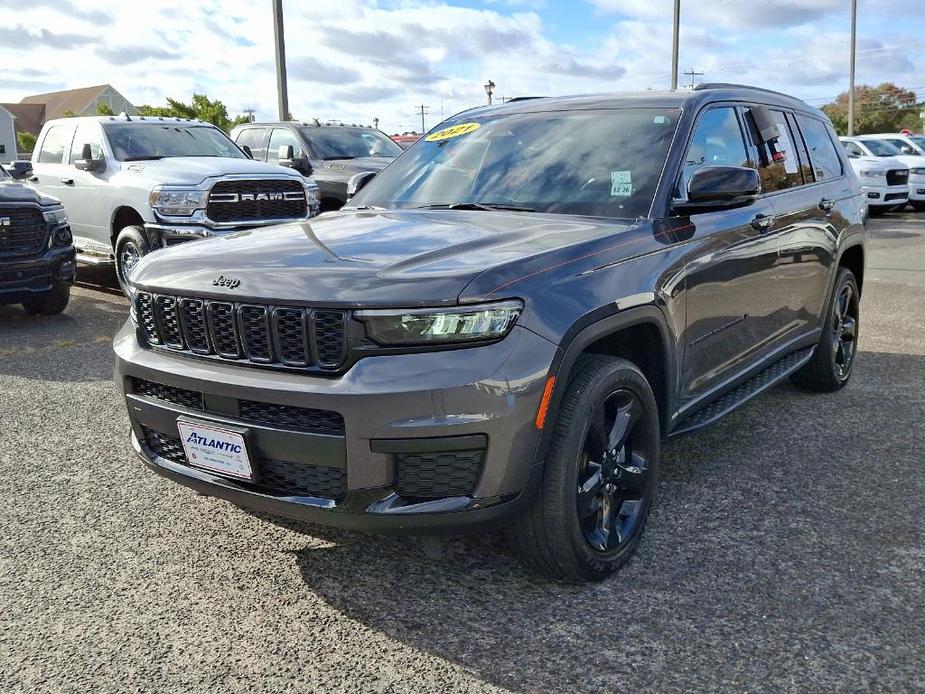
[50,225,72,248]
[149,186,207,216]
[858,169,885,178]
[910,167,925,175]
[305,184,320,206]
[42,206,68,224]
[356,300,523,346]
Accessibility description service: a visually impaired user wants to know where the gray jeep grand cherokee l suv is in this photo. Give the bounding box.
[116,85,865,580]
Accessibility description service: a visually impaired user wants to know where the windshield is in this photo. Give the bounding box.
[301,127,402,160]
[103,124,246,161]
[351,108,680,218]
[859,139,902,157]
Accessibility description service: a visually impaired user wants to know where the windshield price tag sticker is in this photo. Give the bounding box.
[425,122,481,142]
[611,170,633,197]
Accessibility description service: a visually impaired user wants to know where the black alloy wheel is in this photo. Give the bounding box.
[831,280,858,381]
[577,388,652,553]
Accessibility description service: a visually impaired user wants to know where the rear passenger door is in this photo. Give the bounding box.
[677,105,780,406]
[743,106,838,343]
[29,123,76,207]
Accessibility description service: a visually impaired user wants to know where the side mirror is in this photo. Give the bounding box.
[347,171,377,200]
[901,145,914,155]
[674,166,760,214]
[241,144,254,159]
[74,143,104,172]
[278,144,295,166]
[7,161,33,180]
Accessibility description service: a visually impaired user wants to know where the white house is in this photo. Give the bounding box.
[0,105,16,161]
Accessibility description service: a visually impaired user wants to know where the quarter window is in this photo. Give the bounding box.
[745,109,805,192]
[267,128,302,164]
[235,127,268,161]
[37,126,73,164]
[678,107,750,196]
[796,116,842,180]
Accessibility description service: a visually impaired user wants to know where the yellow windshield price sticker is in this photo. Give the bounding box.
[425,122,481,142]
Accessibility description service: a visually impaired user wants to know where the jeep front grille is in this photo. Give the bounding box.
[206,179,307,223]
[0,206,47,258]
[135,292,348,372]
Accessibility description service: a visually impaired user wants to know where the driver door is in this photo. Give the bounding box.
[677,105,781,407]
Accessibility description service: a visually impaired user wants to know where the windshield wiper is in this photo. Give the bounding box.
[414,202,535,212]
[323,156,356,160]
[123,155,165,161]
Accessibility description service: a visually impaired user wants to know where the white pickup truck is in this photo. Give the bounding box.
[29,114,319,292]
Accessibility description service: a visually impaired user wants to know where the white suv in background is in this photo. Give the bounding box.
[839,137,909,215]
[841,136,925,212]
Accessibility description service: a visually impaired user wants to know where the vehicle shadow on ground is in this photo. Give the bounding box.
[254,349,924,692]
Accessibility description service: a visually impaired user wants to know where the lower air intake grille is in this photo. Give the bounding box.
[140,426,346,499]
[238,400,345,435]
[394,450,485,499]
[130,377,204,410]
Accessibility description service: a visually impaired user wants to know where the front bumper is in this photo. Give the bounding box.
[860,182,909,207]
[0,245,76,305]
[114,323,558,534]
[908,174,925,202]
[144,216,316,249]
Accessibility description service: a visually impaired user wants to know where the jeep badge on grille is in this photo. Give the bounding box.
[212,275,241,289]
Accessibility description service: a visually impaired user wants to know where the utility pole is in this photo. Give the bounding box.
[415,105,429,134]
[272,0,289,121]
[670,0,681,90]
[484,80,495,105]
[243,107,257,123]
[683,68,703,90]
[848,0,857,136]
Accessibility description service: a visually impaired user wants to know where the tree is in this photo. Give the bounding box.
[137,93,250,132]
[821,82,919,135]
[17,131,36,154]
[96,102,114,116]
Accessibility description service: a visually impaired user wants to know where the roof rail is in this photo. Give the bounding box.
[693,83,797,100]
[506,96,546,103]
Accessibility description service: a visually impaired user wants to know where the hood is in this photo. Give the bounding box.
[314,157,392,178]
[118,156,308,186]
[0,178,59,206]
[130,209,639,306]
[848,155,907,172]
[888,154,925,171]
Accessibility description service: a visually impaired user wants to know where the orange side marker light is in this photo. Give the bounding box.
[535,376,556,430]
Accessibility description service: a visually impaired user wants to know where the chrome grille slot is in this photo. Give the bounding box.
[136,292,160,344]
[274,308,309,366]
[238,305,272,362]
[154,296,184,349]
[208,301,241,358]
[178,298,210,354]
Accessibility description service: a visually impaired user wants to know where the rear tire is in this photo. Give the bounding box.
[21,280,70,316]
[506,356,660,582]
[791,267,859,392]
[114,225,149,296]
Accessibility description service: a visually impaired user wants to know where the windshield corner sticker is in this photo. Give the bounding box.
[611,170,633,197]
[425,122,481,142]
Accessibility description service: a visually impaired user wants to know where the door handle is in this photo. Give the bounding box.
[819,198,835,213]
[59,178,74,185]
[751,213,775,232]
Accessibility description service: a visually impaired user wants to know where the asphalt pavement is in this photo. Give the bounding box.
[1,214,923,693]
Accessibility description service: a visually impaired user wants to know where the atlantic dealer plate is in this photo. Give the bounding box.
[176,418,253,480]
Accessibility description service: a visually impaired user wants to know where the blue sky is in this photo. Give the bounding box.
[1,0,923,133]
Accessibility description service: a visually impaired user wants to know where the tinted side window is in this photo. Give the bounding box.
[678,106,750,195]
[796,116,842,180]
[842,141,864,158]
[267,128,302,164]
[69,125,104,163]
[235,127,267,161]
[37,126,73,164]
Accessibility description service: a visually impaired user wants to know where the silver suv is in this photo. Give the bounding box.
[29,115,320,291]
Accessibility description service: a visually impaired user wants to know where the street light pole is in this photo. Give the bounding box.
[671,0,681,90]
[848,0,857,136]
[484,80,495,106]
[272,0,289,121]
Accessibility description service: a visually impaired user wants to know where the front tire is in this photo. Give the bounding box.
[507,356,660,582]
[791,267,859,392]
[114,225,149,296]
[21,280,70,316]
[911,202,925,212]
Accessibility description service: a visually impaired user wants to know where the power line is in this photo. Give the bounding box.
[415,104,430,134]
[683,68,703,89]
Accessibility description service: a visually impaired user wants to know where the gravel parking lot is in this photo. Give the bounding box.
[1,215,923,693]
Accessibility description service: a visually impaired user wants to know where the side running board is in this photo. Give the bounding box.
[76,250,115,267]
[669,346,815,438]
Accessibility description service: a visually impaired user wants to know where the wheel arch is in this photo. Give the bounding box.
[837,242,864,295]
[534,305,678,466]
[110,206,146,249]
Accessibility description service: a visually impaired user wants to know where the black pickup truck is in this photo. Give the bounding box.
[117,84,865,581]
[0,162,75,315]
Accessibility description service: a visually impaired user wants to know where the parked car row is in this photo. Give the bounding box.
[840,133,925,215]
